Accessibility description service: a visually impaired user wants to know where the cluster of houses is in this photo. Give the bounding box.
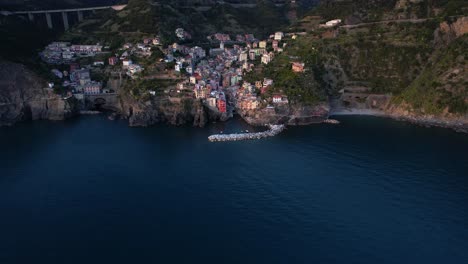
[166,44,207,74]
[49,63,105,98]
[37,11,345,117]
[236,80,264,110]
[41,42,103,64]
[41,21,327,111]
[40,41,123,103]
[109,37,163,78]
[158,30,298,113]
[238,78,289,109]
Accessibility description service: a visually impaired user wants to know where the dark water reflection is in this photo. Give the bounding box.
[0,115,467,263]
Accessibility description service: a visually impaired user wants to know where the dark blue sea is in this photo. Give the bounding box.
[0,115,467,264]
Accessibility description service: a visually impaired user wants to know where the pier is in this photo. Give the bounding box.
[323,119,340,124]
[208,124,285,142]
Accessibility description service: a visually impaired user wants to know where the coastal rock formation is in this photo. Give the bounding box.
[385,103,468,133]
[0,61,78,126]
[434,17,468,47]
[239,103,329,126]
[120,93,229,127]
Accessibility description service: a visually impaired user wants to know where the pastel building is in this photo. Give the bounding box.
[108,56,118,65]
[274,32,284,41]
[217,99,227,113]
[83,82,102,95]
[292,62,305,73]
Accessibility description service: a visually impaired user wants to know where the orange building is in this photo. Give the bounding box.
[292,62,305,73]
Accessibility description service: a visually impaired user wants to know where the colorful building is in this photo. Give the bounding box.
[217,99,227,113]
[83,82,102,95]
[108,56,118,66]
[274,32,284,41]
[272,40,279,49]
[292,62,305,73]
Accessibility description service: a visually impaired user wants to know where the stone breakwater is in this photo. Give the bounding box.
[208,124,286,142]
[323,119,340,124]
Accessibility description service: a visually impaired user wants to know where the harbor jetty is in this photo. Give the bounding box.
[208,124,285,142]
[323,119,340,124]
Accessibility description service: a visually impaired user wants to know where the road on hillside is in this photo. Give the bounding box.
[340,18,429,29]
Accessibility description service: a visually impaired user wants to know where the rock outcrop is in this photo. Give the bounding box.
[434,16,468,47]
[120,93,228,127]
[238,102,329,126]
[385,102,468,133]
[0,61,78,126]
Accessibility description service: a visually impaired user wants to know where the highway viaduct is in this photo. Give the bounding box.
[0,5,127,30]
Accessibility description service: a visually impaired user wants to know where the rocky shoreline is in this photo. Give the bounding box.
[1,59,465,133]
[331,108,468,133]
[0,62,80,126]
[1,99,467,133]
[237,102,330,126]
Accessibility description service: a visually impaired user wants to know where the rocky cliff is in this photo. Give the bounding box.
[238,102,329,126]
[119,93,229,127]
[0,61,78,126]
[434,16,468,47]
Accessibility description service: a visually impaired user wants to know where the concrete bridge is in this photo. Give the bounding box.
[161,0,287,10]
[179,2,286,10]
[0,5,127,30]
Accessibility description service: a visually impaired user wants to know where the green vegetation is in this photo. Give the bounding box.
[256,8,466,115]
[70,0,291,45]
[123,78,177,99]
[244,37,327,104]
[308,0,397,22]
[397,35,467,114]
[319,20,437,94]
[435,0,468,17]
[307,0,467,23]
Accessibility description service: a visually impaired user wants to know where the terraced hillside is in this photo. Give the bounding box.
[62,0,291,45]
[251,0,467,118]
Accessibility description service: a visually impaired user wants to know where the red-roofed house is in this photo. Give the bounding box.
[292,62,305,73]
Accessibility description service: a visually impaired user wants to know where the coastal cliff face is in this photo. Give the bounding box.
[239,102,329,126]
[120,93,229,127]
[0,61,78,126]
[389,18,467,130]
[435,17,468,47]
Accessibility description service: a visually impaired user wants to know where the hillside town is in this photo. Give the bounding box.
[164,31,288,114]
[2,2,468,263]
[39,18,344,116]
